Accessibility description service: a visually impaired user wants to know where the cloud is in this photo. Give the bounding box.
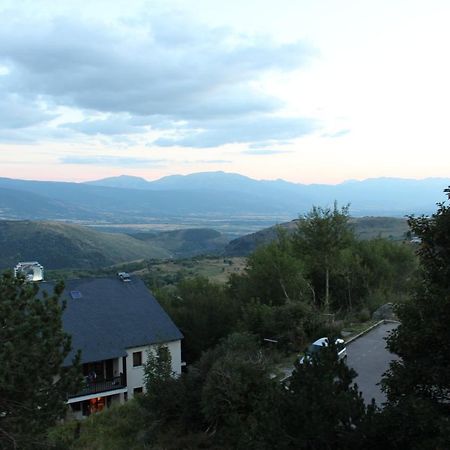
[0,11,319,147]
[60,115,150,135]
[154,115,318,148]
[321,129,350,138]
[0,94,56,130]
[0,15,310,119]
[181,159,232,164]
[242,149,293,155]
[60,155,167,167]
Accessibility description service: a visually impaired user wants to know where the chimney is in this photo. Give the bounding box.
[14,262,44,282]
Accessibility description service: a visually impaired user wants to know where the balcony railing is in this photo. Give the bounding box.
[69,374,126,399]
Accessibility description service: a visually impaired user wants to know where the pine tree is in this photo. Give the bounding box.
[0,272,81,449]
[280,340,369,450]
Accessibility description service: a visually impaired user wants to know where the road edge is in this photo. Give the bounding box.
[345,319,399,345]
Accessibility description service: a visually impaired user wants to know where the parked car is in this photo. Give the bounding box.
[299,337,347,364]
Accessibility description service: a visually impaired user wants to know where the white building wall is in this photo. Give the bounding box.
[125,339,182,399]
[167,339,182,375]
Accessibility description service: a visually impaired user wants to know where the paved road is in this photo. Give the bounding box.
[347,322,399,405]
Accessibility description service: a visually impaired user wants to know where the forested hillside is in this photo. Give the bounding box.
[130,228,229,259]
[0,221,170,269]
[154,204,417,363]
[225,216,409,256]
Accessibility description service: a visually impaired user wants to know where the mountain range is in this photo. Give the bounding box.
[1,172,449,225]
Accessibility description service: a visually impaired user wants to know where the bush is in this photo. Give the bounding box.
[357,307,371,322]
[365,290,389,314]
[48,401,147,450]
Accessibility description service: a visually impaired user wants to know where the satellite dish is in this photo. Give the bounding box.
[14,262,44,282]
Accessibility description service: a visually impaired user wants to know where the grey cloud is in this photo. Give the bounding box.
[0,15,311,121]
[0,118,75,144]
[61,115,149,135]
[60,155,167,167]
[0,12,319,147]
[154,116,318,148]
[0,94,56,129]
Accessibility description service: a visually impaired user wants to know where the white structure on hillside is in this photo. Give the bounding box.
[14,261,44,281]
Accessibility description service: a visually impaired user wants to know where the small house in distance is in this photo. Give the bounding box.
[40,273,183,419]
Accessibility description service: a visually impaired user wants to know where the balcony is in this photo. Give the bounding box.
[69,374,126,399]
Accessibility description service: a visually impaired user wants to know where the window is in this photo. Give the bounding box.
[133,387,143,396]
[132,351,142,367]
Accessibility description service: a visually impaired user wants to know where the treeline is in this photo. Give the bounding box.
[157,204,417,363]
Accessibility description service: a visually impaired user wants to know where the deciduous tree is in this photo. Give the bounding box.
[293,203,355,310]
[162,277,239,363]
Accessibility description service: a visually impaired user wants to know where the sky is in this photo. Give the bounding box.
[0,0,449,184]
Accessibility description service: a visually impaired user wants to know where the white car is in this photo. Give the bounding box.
[299,337,347,364]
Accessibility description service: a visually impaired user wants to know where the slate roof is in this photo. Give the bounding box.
[39,276,183,365]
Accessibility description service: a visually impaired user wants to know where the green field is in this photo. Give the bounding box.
[137,256,247,285]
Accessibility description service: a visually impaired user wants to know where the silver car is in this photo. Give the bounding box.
[299,337,347,364]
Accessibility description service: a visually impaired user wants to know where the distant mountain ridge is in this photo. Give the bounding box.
[0,172,449,223]
[86,175,152,190]
[85,172,450,217]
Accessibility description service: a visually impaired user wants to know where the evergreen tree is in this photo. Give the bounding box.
[380,188,450,448]
[200,333,276,448]
[143,345,173,388]
[0,272,81,449]
[280,340,369,450]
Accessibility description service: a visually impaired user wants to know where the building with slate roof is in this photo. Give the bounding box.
[39,272,183,419]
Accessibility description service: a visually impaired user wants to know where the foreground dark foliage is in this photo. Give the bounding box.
[0,272,81,449]
[380,188,450,448]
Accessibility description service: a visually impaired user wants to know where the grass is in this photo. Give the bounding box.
[142,256,247,285]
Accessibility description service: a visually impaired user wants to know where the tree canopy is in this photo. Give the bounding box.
[380,189,450,448]
[280,341,371,450]
[293,203,355,310]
